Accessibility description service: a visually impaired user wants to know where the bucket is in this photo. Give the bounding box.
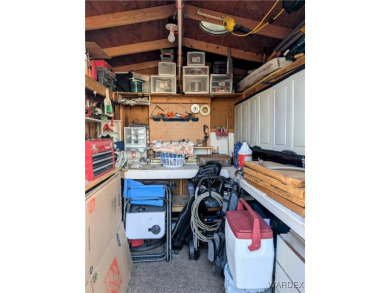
[238,142,252,168]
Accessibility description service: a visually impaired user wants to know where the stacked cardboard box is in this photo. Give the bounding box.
[85,172,133,293]
[244,161,305,217]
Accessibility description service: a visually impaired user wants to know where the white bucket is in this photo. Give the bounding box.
[238,142,252,168]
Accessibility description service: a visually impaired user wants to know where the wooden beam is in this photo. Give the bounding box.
[185,4,292,40]
[240,56,305,100]
[103,39,175,58]
[183,38,262,62]
[114,61,160,73]
[116,60,248,76]
[85,4,176,31]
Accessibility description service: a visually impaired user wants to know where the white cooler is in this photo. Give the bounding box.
[225,199,274,289]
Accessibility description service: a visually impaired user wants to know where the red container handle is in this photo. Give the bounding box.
[237,198,261,251]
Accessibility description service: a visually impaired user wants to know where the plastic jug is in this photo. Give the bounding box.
[238,142,252,168]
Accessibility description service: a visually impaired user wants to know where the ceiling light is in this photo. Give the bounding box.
[199,21,229,35]
[166,23,177,43]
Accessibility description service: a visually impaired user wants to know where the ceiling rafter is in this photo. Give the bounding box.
[103,39,175,58]
[103,38,262,63]
[85,4,176,31]
[183,38,262,63]
[85,3,291,40]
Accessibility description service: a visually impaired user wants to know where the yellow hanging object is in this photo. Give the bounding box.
[222,16,236,32]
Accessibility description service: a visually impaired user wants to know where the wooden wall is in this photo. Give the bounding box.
[210,97,237,132]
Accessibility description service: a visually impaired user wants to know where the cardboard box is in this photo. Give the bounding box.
[85,172,122,284]
[88,223,133,293]
[85,281,94,293]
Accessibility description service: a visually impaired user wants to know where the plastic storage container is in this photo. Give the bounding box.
[224,263,272,293]
[160,54,174,62]
[183,66,209,75]
[183,75,209,94]
[158,62,176,76]
[213,61,227,74]
[226,199,274,290]
[210,74,233,94]
[151,75,176,94]
[124,127,149,151]
[130,77,143,92]
[187,51,206,66]
[238,142,252,168]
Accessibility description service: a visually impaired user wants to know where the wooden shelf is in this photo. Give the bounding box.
[85,75,118,102]
[85,117,103,123]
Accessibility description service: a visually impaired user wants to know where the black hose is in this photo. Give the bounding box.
[130,238,165,252]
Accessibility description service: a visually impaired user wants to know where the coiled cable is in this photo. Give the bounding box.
[190,191,223,243]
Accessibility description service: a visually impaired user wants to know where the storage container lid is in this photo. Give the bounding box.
[227,199,273,251]
[227,210,273,240]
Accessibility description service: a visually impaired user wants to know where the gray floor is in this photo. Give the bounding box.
[126,245,225,293]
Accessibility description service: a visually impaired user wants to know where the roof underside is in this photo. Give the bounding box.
[85,0,305,76]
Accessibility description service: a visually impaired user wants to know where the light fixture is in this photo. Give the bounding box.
[166,23,177,43]
[199,21,229,35]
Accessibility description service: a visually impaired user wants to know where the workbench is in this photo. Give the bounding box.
[123,164,230,179]
[123,164,305,239]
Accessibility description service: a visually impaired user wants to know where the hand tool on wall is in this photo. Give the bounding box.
[203,124,209,146]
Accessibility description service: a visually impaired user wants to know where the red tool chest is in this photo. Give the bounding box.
[85,139,115,182]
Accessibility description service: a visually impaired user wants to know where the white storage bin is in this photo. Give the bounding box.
[187,51,206,66]
[183,66,209,76]
[183,75,209,94]
[210,74,233,94]
[124,127,149,149]
[225,199,274,290]
[224,263,272,293]
[151,75,176,94]
[158,62,176,76]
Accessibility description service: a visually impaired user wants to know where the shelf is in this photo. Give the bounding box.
[85,117,103,123]
[85,75,118,102]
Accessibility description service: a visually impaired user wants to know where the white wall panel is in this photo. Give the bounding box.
[291,70,305,155]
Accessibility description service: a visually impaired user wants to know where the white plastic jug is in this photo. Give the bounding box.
[238,142,252,168]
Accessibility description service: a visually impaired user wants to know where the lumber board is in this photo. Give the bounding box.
[85,75,117,102]
[114,60,160,73]
[244,174,304,207]
[244,167,305,199]
[85,168,121,192]
[240,56,305,100]
[246,179,305,217]
[244,161,305,187]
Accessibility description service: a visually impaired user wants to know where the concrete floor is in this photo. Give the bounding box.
[126,245,225,293]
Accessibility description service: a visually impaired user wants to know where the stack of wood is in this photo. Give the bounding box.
[244,161,305,217]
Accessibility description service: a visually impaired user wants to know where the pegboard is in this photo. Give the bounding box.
[149,103,210,144]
